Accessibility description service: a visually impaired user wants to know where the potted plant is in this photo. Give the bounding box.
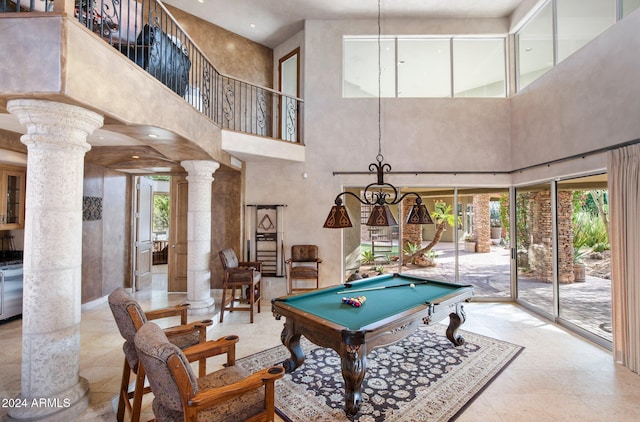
[573,247,588,282]
[490,222,502,240]
[464,234,476,253]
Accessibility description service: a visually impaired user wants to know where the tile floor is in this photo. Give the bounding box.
[1,268,639,421]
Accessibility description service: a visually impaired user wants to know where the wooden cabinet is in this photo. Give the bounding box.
[0,166,26,230]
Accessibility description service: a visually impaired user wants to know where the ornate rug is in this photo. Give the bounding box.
[236,324,523,421]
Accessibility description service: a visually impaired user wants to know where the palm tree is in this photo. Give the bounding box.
[410,202,457,263]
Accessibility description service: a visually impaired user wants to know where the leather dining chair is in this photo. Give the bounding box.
[218,248,262,323]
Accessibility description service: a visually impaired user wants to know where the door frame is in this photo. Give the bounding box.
[278,48,300,142]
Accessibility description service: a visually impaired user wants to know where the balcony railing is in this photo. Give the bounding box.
[1,0,302,143]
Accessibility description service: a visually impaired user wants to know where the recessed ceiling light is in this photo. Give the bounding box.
[148,133,159,138]
[197,0,204,3]
[250,23,256,28]
[132,155,140,159]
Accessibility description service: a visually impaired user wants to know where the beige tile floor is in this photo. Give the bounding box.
[1,269,640,421]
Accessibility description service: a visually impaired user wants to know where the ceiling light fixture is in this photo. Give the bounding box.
[323,0,433,229]
[148,133,159,138]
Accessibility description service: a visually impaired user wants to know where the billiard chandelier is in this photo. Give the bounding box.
[323,0,433,229]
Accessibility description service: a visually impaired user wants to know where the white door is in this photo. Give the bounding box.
[134,176,153,290]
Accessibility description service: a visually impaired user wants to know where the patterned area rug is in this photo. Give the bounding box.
[237,324,523,422]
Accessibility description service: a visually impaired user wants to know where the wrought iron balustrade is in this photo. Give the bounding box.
[1,0,302,143]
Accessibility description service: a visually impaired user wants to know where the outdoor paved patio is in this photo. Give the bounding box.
[368,241,612,343]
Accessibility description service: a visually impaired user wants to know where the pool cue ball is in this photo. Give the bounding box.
[410,283,415,288]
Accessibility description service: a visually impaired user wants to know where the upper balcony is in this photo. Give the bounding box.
[0,0,304,172]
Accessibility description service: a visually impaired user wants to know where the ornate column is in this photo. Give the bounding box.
[181,160,220,314]
[6,99,103,421]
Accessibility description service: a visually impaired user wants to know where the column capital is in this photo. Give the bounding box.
[7,99,103,152]
[181,160,221,181]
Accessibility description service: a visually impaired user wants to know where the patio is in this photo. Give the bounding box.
[358,241,612,343]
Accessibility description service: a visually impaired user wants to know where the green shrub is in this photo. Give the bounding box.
[592,242,610,253]
[373,264,386,274]
[403,242,420,256]
[573,211,608,250]
[361,250,374,264]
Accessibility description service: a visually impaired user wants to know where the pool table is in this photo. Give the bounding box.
[271,273,474,416]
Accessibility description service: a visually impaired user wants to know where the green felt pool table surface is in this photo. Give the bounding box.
[274,273,471,330]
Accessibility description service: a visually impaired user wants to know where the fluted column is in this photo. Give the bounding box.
[181,160,220,314]
[6,99,103,421]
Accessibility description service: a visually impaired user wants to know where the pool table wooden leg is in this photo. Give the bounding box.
[446,302,467,346]
[280,320,304,373]
[340,344,367,416]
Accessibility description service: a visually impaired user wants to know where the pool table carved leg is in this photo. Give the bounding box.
[446,303,466,346]
[280,321,304,373]
[341,345,367,416]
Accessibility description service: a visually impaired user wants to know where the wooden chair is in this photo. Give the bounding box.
[134,321,284,422]
[218,248,262,323]
[286,245,322,294]
[108,288,234,422]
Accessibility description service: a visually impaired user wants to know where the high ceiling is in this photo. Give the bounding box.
[163,0,529,48]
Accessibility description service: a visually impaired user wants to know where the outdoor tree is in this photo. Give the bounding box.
[153,193,170,233]
[409,202,457,263]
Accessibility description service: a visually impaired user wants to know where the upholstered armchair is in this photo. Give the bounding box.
[218,248,262,323]
[134,321,285,422]
[108,288,235,422]
[286,245,322,294]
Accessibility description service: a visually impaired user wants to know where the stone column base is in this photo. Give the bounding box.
[188,296,216,315]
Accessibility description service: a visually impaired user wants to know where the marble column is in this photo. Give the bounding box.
[6,99,103,421]
[181,160,220,314]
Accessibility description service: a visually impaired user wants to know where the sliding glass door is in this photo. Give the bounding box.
[456,188,511,298]
[515,183,554,316]
[515,176,612,345]
[557,174,612,343]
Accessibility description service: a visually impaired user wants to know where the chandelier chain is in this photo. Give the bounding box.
[377,0,382,160]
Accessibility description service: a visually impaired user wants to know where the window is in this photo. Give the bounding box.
[453,38,506,97]
[517,0,621,91]
[556,0,615,63]
[344,36,506,98]
[344,38,396,97]
[517,1,554,91]
[397,38,451,97]
[623,0,640,16]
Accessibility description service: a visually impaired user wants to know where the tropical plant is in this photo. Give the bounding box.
[410,201,459,261]
[361,249,374,264]
[573,210,608,250]
[403,242,420,256]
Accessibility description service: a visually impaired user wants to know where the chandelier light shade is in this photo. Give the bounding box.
[406,199,434,225]
[322,198,353,228]
[323,0,434,229]
[367,204,398,227]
